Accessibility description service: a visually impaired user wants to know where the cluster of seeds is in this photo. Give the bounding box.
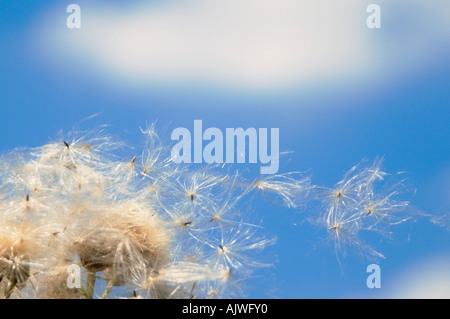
[0,126,416,298]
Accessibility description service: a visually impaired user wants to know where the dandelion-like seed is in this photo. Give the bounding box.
[315,158,416,260]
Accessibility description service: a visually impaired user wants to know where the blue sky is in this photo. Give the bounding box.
[1,0,449,298]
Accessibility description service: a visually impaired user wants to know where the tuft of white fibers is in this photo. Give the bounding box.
[0,125,295,299]
[0,126,421,299]
[430,213,450,231]
[312,157,420,261]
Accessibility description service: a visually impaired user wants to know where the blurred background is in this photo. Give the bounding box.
[0,0,449,298]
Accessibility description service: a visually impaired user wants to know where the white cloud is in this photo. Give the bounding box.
[38,0,450,91]
[386,256,450,299]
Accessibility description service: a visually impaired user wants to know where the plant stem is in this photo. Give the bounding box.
[4,280,17,299]
[86,272,96,299]
[100,280,114,299]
